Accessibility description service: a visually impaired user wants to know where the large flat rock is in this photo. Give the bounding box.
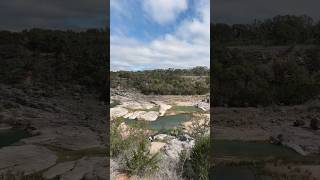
[21,126,103,150]
[0,145,57,175]
[60,157,107,180]
[111,107,128,118]
[139,111,159,121]
[152,101,172,116]
[43,161,76,179]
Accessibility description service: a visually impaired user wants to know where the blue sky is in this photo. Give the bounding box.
[110,0,210,71]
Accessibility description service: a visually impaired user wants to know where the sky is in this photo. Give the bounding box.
[0,0,108,31]
[110,0,210,71]
[212,0,320,24]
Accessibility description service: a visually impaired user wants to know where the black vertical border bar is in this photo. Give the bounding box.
[209,0,214,179]
[106,0,110,179]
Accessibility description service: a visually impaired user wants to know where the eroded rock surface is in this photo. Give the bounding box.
[139,111,159,121]
[111,107,128,118]
[162,138,195,160]
[0,145,57,175]
[153,101,172,116]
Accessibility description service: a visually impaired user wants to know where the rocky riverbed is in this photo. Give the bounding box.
[0,84,107,179]
[110,89,210,179]
[212,102,320,180]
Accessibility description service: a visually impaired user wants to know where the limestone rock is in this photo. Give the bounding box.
[153,134,175,141]
[153,101,172,116]
[60,157,107,180]
[139,111,159,121]
[149,142,166,154]
[43,161,76,179]
[111,107,128,118]
[141,102,155,110]
[162,139,195,161]
[123,111,146,119]
[120,101,143,110]
[0,145,57,175]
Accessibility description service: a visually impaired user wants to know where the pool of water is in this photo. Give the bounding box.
[0,129,31,148]
[124,114,191,130]
[211,166,258,180]
[211,140,304,180]
[212,139,301,159]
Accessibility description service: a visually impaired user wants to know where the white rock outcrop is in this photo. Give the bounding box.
[110,107,128,118]
[153,101,172,116]
[0,145,57,175]
[120,101,143,110]
[149,142,166,155]
[124,111,146,119]
[162,138,195,160]
[153,134,175,141]
[139,111,159,121]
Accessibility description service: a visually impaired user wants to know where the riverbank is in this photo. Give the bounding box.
[212,103,320,180]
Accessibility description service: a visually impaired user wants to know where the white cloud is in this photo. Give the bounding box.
[142,0,188,25]
[111,0,210,71]
[110,0,131,19]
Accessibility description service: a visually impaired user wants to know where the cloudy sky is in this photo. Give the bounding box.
[212,0,320,24]
[110,0,210,71]
[0,0,107,31]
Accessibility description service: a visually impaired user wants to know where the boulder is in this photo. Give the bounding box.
[153,134,175,141]
[196,102,209,111]
[162,138,195,161]
[139,111,159,121]
[110,107,128,118]
[153,101,172,116]
[149,142,166,154]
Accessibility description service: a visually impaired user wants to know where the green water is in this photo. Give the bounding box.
[211,140,304,180]
[213,140,301,159]
[211,166,257,180]
[0,129,31,148]
[124,114,191,130]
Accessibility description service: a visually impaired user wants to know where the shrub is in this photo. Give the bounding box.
[124,140,159,177]
[110,119,130,157]
[182,136,210,180]
[310,118,319,130]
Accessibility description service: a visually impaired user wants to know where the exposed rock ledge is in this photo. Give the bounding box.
[0,145,57,175]
[152,101,172,116]
[110,107,128,118]
[139,111,159,121]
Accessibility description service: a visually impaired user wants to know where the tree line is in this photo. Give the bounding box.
[212,15,320,46]
[212,15,320,107]
[111,67,210,95]
[0,28,109,95]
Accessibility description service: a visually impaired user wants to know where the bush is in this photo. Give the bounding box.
[110,119,130,157]
[182,136,210,180]
[310,118,319,130]
[124,140,159,177]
